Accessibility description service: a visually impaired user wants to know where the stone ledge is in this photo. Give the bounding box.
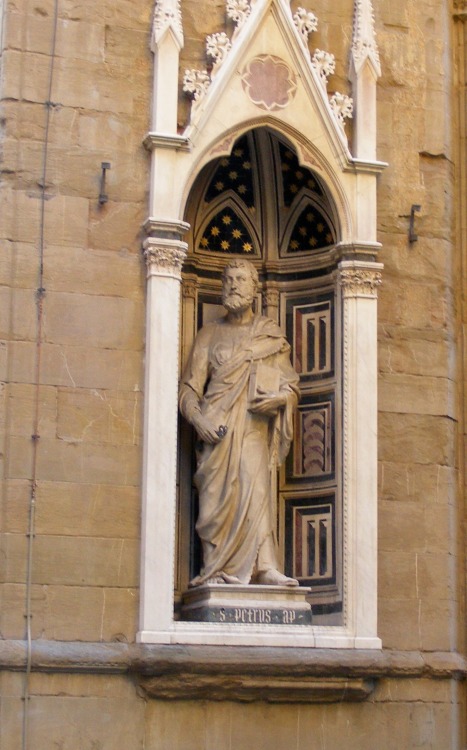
[0,641,465,703]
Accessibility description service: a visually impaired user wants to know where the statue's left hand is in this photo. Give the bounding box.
[249,392,287,416]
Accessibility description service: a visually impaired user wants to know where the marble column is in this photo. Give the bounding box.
[138,238,187,639]
[338,259,382,647]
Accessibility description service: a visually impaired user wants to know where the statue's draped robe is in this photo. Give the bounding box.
[179,315,299,585]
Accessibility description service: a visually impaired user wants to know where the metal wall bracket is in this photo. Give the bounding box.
[409,204,421,243]
[99,162,111,205]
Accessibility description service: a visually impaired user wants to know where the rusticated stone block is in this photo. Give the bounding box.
[88,200,147,253]
[28,535,139,587]
[378,326,452,378]
[42,246,143,298]
[379,372,456,418]
[34,438,141,485]
[56,387,141,445]
[7,383,57,438]
[8,341,143,390]
[34,481,140,538]
[42,291,144,349]
[378,276,451,330]
[378,461,456,505]
[378,412,456,466]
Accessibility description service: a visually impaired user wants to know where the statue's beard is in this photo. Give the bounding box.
[222,292,254,313]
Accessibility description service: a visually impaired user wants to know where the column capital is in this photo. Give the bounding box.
[143,237,187,280]
[338,260,383,298]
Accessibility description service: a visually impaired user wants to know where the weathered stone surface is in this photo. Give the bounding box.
[378,461,457,505]
[35,481,140,538]
[8,340,143,390]
[378,325,453,378]
[88,200,147,253]
[41,291,144,349]
[7,383,57,437]
[378,276,451,330]
[379,372,456,417]
[2,532,138,586]
[379,412,456,465]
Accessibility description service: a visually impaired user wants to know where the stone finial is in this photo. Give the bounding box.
[293,7,318,44]
[351,0,381,76]
[152,0,184,49]
[329,92,354,126]
[311,49,336,87]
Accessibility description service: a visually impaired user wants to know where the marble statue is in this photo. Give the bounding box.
[179,259,300,587]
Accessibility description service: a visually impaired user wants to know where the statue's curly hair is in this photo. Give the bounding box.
[221,259,259,290]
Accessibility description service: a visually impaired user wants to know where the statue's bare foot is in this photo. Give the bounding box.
[205,575,225,584]
[255,569,299,587]
[221,573,243,584]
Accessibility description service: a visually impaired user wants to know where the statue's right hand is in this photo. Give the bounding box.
[193,414,223,444]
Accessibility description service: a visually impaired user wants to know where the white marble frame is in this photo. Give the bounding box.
[138,0,384,648]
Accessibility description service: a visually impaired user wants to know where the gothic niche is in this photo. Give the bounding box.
[177,127,343,626]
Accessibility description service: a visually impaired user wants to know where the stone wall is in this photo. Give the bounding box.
[0,0,465,747]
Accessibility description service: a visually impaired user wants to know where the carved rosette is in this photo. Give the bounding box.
[338,266,382,298]
[293,7,318,45]
[143,238,188,280]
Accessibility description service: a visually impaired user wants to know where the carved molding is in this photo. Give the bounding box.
[143,238,187,279]
[152,0,184,50]
[1,636,464,701]
[351,0,381,76]
[338,264,382,298]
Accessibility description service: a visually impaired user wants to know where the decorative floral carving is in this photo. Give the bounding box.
[226,0,251,28]
[329,92,354,125]
[311,49,335,86]
[293,7,318,44]
[153,0,183,47]
[338,267,382,297]
[183,69,211,101]
[206,32,232,67]
[242,55,297,111]
[143,239,187,279]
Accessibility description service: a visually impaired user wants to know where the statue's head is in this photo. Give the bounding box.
[221,259,259,313]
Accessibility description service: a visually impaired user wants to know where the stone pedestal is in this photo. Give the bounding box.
[181,584,312,626]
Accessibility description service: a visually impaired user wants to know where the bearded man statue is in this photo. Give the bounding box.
[179,259,300,587]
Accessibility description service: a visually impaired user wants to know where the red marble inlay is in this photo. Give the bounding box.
[242,55,297,111]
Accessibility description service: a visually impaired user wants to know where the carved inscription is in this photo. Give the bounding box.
[184,605,312,625]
